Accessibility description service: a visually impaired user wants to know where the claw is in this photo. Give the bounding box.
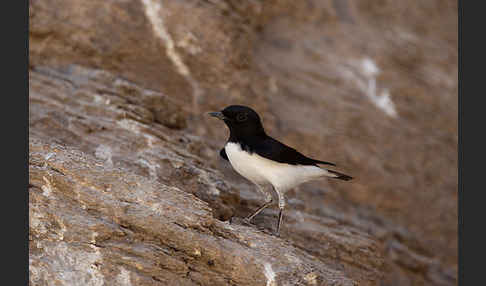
[242,217,252,225]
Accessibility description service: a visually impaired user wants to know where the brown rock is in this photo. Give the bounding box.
[30,137,373,285]
[29,0,457,285]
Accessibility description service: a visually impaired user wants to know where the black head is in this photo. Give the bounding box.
[209,105,266,140]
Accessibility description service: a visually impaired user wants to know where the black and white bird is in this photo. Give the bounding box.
[209,105,352,236]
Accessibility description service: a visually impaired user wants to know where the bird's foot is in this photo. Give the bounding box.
[229,216,253,226]
[242,217,253,225]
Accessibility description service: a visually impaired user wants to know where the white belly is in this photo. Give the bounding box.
[224,142,328,191]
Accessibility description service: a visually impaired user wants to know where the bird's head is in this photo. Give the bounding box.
[209,105,265,138]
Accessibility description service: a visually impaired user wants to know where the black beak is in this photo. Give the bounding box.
[208,111,226,120]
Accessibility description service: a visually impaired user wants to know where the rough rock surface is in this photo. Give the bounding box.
[29,0,457,285]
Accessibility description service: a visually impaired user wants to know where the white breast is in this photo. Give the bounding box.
[224,142,329,192]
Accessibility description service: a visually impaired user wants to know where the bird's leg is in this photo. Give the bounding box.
[275,188,285,236]
[276,208,284,237]
[245,185,273,223]
[245,200,273,222]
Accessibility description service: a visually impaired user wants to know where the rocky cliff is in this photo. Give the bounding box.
[29,0,457,285]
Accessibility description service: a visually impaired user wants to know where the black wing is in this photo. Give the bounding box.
[251,136,336,166]
[219,148,229,161]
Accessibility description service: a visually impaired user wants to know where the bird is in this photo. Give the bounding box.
[209,105,352,236]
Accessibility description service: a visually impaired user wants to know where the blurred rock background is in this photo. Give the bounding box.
[29,0,457,285]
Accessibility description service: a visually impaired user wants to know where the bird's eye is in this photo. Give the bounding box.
[236,113,248,122]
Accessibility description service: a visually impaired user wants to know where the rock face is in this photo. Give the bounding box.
[29,0,457,285]
[30,138,363,286]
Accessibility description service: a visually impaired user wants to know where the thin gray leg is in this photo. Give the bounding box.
[245,200,273,222]
[245,185,273,222]
[275,188,286,236]
[276,207,284,236]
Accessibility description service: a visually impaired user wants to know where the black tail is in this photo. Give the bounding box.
[327,169,353,181]
[314,159,336,166]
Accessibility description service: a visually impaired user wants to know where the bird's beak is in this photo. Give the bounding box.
[208,111,226,120]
